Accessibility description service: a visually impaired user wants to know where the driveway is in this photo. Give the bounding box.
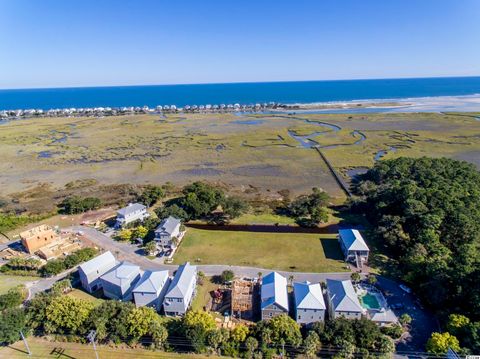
[376,276,438,353]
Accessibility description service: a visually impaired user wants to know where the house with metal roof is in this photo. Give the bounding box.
[338,229,370,268]
[133,270,170,311]
[260,272,289,320]
[154,216,182,250]
[79,251,118,293]
[293,281,326,325]
[115,203,149,228]
[163,262,197,316]
[99,261,141,301]
[326,279,365,319]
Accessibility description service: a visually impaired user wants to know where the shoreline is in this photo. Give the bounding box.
[2,94,480,121]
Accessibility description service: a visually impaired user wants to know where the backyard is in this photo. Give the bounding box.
[172,228,348,272]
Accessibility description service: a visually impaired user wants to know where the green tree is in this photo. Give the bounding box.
[139,185,165,207]
[350,272,361,283]
[267,314,302,347]
[426,332,461,354]
[116,228,133,242]
[144,241,157,256]
[40,259,66,277]
[60,196,101,214]
[180,182,225,219]
[45,295,94,333]
[288,187,330,227]
[447,314,470,333]
[133,225,148,240]
[375,334,395,354]
[127,306,161,340]
[51,279,72,295]
[230,324,248,343]
[86,300,134,342]
[222,196,248,220]
[399,313,412,327]
[150,320,168,349]
[367,275,377,285]
[0,286,24,311]
[221,270,235,283]
[207,329,229,354]
[303,331,321,358]
[183,310,216,332]
[155,204,189,222]
[245,336,259,358]
[25,292,56,330]
[0,308,26,344]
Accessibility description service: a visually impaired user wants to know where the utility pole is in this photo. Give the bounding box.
[19,330,31,356]
[87,330,99,359]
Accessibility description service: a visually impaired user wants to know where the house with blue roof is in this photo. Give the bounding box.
[338,229,369,268]
[260,272,289,320]
[326,279,364,320]
[293,281,326,325]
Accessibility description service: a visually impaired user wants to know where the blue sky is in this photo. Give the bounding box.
[0,0,479,89]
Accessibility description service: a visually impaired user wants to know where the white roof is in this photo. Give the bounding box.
[294,281,326,310]
[155,216,181,235]
[165,262,196,298]
[100,261,141,287]
[117,203,146,217]
[133,270,169,294]
[339,229,369,252]
[79,251,117,276]
[326,279,364,313]
[370,309,398,323]
[261,272,288,311]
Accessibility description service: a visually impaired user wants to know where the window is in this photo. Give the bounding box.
[177,298,183,303]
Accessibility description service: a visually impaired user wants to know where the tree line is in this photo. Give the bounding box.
[352,157,480,354]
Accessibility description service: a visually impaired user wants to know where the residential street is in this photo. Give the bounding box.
[23,226,437,353]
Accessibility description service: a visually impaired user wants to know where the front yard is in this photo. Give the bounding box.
[172,228,348,273]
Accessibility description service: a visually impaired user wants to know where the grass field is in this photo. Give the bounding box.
[172,228,348,273]
[231,212,296,225]
[0,274,38,294]
[191,277,218,312]
[66,288,105,305]
[1,337,214,359]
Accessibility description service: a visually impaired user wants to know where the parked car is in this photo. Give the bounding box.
[399,284,412,293]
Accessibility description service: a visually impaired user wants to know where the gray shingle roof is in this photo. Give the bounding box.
[100,261,141,287]
[133,270,169,294]
[117,203,147,217]
[165,262,196,298]
[294,281,326,310]
[326,279,363,313]
[155,216,181,235]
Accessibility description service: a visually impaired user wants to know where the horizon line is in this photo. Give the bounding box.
[1,75,480,92]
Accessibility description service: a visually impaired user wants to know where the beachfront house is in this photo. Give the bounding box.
[132,270,171,311]
[163,262,197,316]
[293,281,326,325]
[99,261,141,301]
[154,216,182,250]
[79,251,118,293]
[338,229,369,268]
[260,272,289,320]
[115,203,149,228]
[326,279,364,320]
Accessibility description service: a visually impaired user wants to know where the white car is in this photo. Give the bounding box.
[399,284,412,293]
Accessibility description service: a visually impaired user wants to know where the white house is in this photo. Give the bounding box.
[115,203,149,228]
[326,279,364,320]
[163,262,197,316]
[293,281,326,325]
[133,270,170,311]
[260,272,289,320]
[338,229,369,268]
[78,251,118,293]
[99,261,142,301]
[154,216,182,249]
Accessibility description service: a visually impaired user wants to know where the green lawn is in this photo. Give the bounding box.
[191,277,218,312]
[67,288,105,305]
[173,228,348,273]
[231,212,296,225]
[0,274,38,294]
[2,337,215,359]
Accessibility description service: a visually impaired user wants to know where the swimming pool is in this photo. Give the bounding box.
[360,293,381,309]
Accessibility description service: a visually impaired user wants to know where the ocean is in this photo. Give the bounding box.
[1,76,480,110]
